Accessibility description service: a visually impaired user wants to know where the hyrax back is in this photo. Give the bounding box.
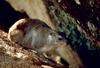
[8,18,63,50]
[8,18,83,68]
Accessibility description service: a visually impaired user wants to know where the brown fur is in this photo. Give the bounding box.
[8,18,83,68]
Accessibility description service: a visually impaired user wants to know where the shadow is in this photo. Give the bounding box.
[0,0,29,32]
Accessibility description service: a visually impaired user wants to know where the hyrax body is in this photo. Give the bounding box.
[8,18,83,68]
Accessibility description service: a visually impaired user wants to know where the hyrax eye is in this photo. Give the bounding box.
[58,37,63,40]
[50,33,53,35]
[50,32,55,36]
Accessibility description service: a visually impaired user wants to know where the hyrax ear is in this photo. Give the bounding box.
[57,32,66,39]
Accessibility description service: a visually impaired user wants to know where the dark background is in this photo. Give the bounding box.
[0,0,28,32]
